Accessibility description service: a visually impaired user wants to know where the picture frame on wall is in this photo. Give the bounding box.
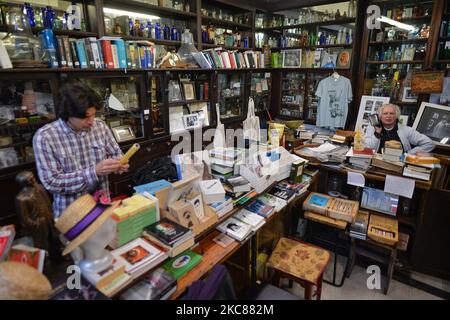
[182,81,196,101]
[355,95,390,135]
[282,49,302,68]
[182,113,200,130]
[111,125,136,142]
[413,102,450,145]
[401,86,418,102]
[335,49,352,69]
[168,80,182,103]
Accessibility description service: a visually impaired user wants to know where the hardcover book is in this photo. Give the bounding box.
[216,217,252,241]
[161,250,202,279]
[234,209,266,231]
[144,218,192,247]
[303,192,359,223]
[245,199,275,218]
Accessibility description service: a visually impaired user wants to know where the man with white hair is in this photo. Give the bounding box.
[365,103,435,154]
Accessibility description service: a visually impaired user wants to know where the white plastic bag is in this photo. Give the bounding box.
[243,97,261,143]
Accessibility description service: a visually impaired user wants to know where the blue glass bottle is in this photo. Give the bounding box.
[163,24,170,40]
[25,3,36,27]
[129,18,134,36]
[46,6,55,29]
[243,37,248,48]
[171,25,177,41]
[155,23,161,39]
[41,7,47,28]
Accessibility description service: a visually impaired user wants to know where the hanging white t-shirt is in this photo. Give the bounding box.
[315,76,353,129]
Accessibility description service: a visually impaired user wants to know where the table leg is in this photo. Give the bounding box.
[346,238,356,278]
[385,247,397,295]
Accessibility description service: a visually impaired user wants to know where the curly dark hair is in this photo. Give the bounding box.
[58,80,102,120]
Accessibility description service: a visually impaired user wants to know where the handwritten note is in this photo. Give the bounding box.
[384,175,415,199]
[347,171,365,187]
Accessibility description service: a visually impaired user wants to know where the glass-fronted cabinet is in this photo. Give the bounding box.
[306,73,327,122]
[250,72,271,114]
[150,73,166,136]
[280,72,305,119]
[166,71,212,134]
[0,78,56,169]
[78,75,146,143]
[217,71,245,120]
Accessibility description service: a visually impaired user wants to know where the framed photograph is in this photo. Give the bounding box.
[411,71,445,93]
[401,86,418,102]
[182,81,195,101]
[413,102,450,145]
[399,115,409,125]
[111,125,136,142]
[189,102,209,127]
[282,49,302,68]
[401,48,415,61]
[168,80,182,103]
[182,113,200,130]
[335,49,352,69]
[355,95,390,135]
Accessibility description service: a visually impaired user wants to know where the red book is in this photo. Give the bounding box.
[228,52,237,69]
[353,148,374,156]
[8,244,46,273]
[101,40,114,69]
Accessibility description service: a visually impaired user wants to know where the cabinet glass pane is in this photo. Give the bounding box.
[306,73,327,121]
[82,77,144,143]
[280,72,305,119]
[168,72,211,134]
[150,74,166,136]
[0,79,55,169]
[250,72,271,114]
[217,73,244,120]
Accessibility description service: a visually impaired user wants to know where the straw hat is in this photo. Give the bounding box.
[0,261,52,300]
[55,194,120,256]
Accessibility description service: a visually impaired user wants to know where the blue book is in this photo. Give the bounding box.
[75,39,88,68]
[308,194,329,207]
[112,39,127,68]
[245,199,274,218]
[145,47,152,68]
[133,180,172,196]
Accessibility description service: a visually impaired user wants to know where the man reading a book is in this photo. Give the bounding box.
[365,104,434,154]
[33,81,129,219]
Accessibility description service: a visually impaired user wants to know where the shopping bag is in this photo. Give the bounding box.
[243,97,260,143]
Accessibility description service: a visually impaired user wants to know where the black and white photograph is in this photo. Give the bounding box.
[282,49,302,68]
[182,113,200,130]
[402,86,418,102]
[413,102,450,145]
[355,95,390,135]
[168,80,182,103]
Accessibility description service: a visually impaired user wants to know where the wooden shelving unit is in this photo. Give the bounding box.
[201,15,252,29]
[255,17,356,32]
[103,0,198,19]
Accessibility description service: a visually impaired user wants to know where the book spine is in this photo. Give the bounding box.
[75,39,88,68]
[111,44,119,68]
[96,39,105,68]
[83,38,95,68]
[125,42,132,68]
[139,46,146,68]
[69,39,80,68]
[89,38,102,69]
[62,36,73,68]
[101,40,114,69]
[114,39,128,69]
[56,36,67,67]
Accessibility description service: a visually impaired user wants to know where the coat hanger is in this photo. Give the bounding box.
[331,67,340,81]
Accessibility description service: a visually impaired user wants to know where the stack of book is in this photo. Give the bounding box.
[382,140,403,162]
[346,147,373,171]
[111,237,168,279]
[258,193,287,213]
[329,134,347,144]
[245,198,276,219]
[311,134,330,144]
[110,194,158,249]
[403,154,440,181]
[208,196,234,218]
[224,175,252,194]
[209,148,242,177]
[303,192,359,223]
[298,130,316,140]
[349,210,370,240]
[216,216,253,241]
[234,209,266,231]
[0,225,15,261]
[143,218,195,258]
[198,179,226,204]
[120,267,177,300]
[371,153,404,173]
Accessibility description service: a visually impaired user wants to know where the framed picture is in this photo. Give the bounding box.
[355,95,390,135]
[111,125,136,142]
[413,102,450,145]
[401,48,415,61]
[401,86,418,102]
[168,80,182,103]
[411,71,445,93]
[189,102,209,126]
[335,49,352,69]
[282,49,302,68]
[182,81,195,101]
[182,113,200,130]
[399,115,409,125]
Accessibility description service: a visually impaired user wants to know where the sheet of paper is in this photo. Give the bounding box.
[108,94,126,111]
[384,175,415,199]
[347,171,365,187]
[309,143,338,153]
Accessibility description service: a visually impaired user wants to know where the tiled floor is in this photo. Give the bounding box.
[284,253,445,300]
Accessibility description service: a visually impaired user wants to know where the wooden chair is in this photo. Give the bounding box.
[267,237,331,300]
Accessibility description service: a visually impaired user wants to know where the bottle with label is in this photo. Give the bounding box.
[385,46,393,61]
[394,47,401,60]
[335,9,341,20]
[337,29,343,44]
[163,24,170,40]
[129,18,134,36]
[147,21,153,38]
[171,25,178,41]
[354,128,363,151]
[155,23,161,39]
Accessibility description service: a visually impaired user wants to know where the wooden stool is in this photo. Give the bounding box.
[268,237,331,300]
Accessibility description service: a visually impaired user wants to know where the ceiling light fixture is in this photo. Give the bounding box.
[103,7,160,20]
[376,16,416,32]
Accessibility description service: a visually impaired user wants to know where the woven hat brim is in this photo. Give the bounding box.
[62,201,120,256]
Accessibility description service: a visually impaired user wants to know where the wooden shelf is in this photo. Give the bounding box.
[395,15,432,22]
[201,43,249,51]
[0,119,53,129]
[434,59,450,64]
[369,39,428,45]
[366,60,424,64]
[270,43,353,51]
[105,34,183,46]
[103,0,197,19]
[391,101,419,106]
[255,17,356,32]
[0,25,97,38]
[201,15,252,30]
[439,37,450,41]
[276,114,303,120]
[168,99,210,107]
[397,215,417,229]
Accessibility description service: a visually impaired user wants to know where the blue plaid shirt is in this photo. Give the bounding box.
[33,118,123,218]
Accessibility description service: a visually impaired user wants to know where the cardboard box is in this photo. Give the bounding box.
[368,214,398,246]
